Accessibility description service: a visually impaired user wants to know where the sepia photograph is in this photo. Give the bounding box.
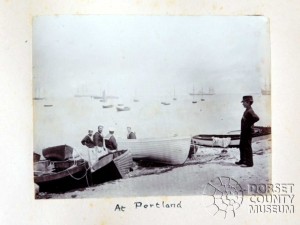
[33,15,271,199]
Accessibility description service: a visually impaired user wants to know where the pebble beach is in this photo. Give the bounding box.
[36,137,271,199]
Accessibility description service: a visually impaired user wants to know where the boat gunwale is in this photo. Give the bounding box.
[118,136,191,144]
[91,153,114,171]
[192,126,271,141]
[34,161,88,183]
[112,150,133,178]
[192,133,271,141]
[118,138,191,165]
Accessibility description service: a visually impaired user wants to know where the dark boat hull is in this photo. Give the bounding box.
[91,150,133,184]
[116,106,130,111]
[113,150,133,178]
[34,160,91,193]
[192,126,271,147]
[102,105,114,108]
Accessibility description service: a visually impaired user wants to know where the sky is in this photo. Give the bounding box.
[33,16,270,98]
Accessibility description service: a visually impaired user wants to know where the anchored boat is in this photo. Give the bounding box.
[102,104,114,108]
[116,106,130,111]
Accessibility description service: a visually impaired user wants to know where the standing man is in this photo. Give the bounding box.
[236,96,259,167]
[127,126,136,139]
[81,129,95,148]
[105,128,118,151]
[93,125,104,147]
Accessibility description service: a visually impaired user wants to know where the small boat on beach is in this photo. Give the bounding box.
[192,126,271,148]
[34,159,91,193]
[118,136,191,165]
[161,102,170,105]
[116,106,130,111]
[42,145,73,161]
[91,150,133,184]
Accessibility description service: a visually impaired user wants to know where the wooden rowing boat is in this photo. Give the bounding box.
[91,150,133,184]
[118,136,191,165]
[34,159,91,193]
[42,145,73,161]
[192,126,271,148]
[113,150,134,177]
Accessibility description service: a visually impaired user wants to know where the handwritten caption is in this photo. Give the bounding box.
[114,201,182,212]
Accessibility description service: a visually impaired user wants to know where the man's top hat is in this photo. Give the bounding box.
[241,95,253,103]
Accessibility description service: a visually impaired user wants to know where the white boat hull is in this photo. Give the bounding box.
[118,136,191,165]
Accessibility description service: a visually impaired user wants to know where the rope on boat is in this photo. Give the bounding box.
[72,147,92,170]
[66,147,92,187]
[66,164,88,180]
[72,147,86,160]
[66,147,122,186]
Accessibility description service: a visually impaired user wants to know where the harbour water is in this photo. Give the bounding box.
[33,93,271,155]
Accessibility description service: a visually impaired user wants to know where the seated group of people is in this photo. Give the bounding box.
[81,125,136,151]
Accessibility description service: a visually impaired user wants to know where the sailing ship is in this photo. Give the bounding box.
[33,88,45,100]
[74,84,90,98]
[201,88,205,101]
[261,82,271,95]
[161,91,172,105]
[133,90,139,102]
[173,88,177,101]
[190,87,215,96]
[93,90,105,100]
[191,86,197,103]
